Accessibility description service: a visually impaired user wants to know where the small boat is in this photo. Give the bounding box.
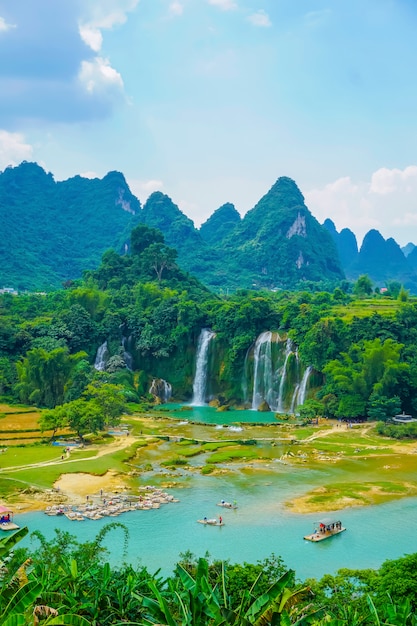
[0,506,19,531]
[217,501,238,509]
[197,518,225,526]
[304,518,346,542]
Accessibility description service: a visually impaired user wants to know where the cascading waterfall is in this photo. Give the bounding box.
[277,338,293,412]
[191,329,216,405]
[94,341,109,371]
[149,378,172,403]
[251,331,274,410]
[296,365,312,407]
[122,335,134,370]
[290,384,300,413]
[248,332,312,413]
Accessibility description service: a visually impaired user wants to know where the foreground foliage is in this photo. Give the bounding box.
[0,526,416,625]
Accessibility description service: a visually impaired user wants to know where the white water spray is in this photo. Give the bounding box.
[94,341,109,371]
[191,329,216,405]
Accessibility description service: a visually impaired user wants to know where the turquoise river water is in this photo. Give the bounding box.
[10,406,417,581]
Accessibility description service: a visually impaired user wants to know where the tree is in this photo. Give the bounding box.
[323,338,407,421]
[63,398,102,440]
[130,223,164,256]
[39,405,67,440]
[367,393,401,422]
[298,399,324,421]
[15,348,87,408]
[386,281,402,299]
[82,381,127,426]
[353,275,373,298]
[142,243,178,281]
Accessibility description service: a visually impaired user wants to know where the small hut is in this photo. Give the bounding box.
[392,412,417,424]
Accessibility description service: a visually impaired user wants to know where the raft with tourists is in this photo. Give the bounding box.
[217,500,238,509]
[0,506,19,531]
[304,518,345,542]
[197,517,225,526]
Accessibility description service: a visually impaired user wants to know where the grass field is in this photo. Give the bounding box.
[0,402,416,513]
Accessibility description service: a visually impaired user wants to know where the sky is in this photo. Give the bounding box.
[0,0,417,247]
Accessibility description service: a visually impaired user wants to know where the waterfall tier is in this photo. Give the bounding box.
[191,329,216,406]
[94,341,109,371]
[150,378,172,404]
[246,332,311,412]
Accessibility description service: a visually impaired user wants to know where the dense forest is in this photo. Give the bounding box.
[2,162,417,294]
[1,524,417,624]
[0,222,416,437]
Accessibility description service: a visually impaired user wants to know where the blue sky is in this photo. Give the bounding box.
[0,0,416,246]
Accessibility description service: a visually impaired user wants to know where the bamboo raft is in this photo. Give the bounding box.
[304,518,346,542]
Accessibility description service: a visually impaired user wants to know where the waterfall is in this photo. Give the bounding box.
[191,329,216,406]
[277,338,293,412]
[150,378,172,403]
[94,341,109,371]
[122,335,134,370]
[248,332,311,413]
[251,331,273,410]
[290,384,300,413]
[297,366,312,407]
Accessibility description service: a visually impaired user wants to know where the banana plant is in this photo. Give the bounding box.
[136,557,224,625]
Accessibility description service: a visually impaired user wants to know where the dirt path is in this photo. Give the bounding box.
[302,423,375,442]
[0,436,139,512]
[0,435,138,473]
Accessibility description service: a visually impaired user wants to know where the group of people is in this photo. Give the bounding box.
[0,514,10,523]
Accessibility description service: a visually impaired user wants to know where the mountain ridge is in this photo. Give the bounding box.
[0,161,415,293]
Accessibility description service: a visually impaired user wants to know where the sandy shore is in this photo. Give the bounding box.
[3,470,131,513]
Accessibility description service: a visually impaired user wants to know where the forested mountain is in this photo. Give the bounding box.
[1,161,415,293]
[0,162,141,291]
[323,219,358,268]
[200,202,241,246]
[137,191,223,287]
[324,221,417,293]
[217,177,344,289]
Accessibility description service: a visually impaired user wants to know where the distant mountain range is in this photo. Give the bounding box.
[0,161,416,293]
[323,219,417,293]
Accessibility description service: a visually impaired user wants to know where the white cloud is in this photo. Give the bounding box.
[207,0,238,11]
[129,178,164,199]
[79,57,124,93]
[0,130,33,170]
[370,165,417,194]
[79,1,140,52]
[169,2,184,16]
[0,16,15,32]
[247,10,272,27]
[79,25,103,53]
[305,166,417,246]
[78,2,139,101]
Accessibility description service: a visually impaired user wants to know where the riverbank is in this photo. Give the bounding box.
[2,412,417,516]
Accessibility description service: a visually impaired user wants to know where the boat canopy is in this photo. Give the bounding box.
[0,506,12,514]
[317,518,341,526]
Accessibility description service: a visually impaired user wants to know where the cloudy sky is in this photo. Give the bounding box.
[1,0,416,246]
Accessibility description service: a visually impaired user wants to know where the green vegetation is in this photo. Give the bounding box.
[1,526,417,625]
[1,255,417,429]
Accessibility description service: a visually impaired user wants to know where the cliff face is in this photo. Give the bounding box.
[218,177,345,289]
